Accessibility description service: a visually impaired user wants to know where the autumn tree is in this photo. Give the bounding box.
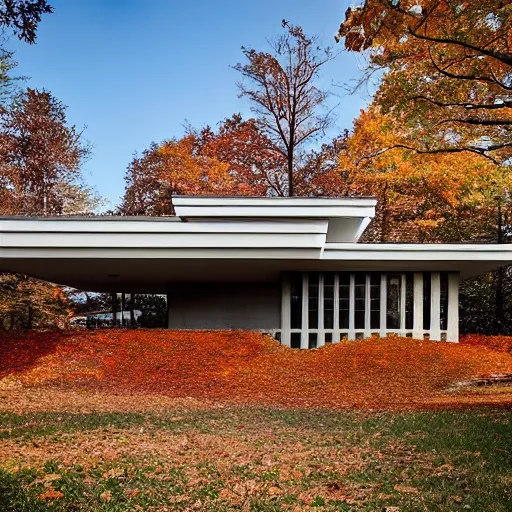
[0,88,93,215]
[234,20,335,196]
[325,105,511,243]
[120,115,287,215]
[336,0,512,164]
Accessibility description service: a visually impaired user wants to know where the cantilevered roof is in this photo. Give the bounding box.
[1,196,512,292]
[173,195,377,219]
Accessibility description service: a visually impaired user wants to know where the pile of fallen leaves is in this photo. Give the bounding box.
[1,330,511,409]
[460,334,512,354]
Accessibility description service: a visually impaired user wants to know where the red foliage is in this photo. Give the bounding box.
[1,330,511,410]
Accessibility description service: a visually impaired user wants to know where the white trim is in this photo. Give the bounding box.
[301,273,309,350]
[380,273,387,336]
[447,272,459,342]
[349,274,355,340]
[364,274,371,338]
[280,274,291,347]
[413,272,424,339]
[400,274,407,332]
[318,273,325,347]
[333,273,340,343]
[430,272,442,341]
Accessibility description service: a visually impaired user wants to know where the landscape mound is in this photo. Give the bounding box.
[1,330,511,409]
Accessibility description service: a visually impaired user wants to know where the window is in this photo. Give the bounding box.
[290,274,302,329]
[406,273,414,330]
[440,272,448,331]
[423,272,431,330]
[387,274,401,330]
[339,273,350,329]
[354,273,366,329]
[308,273,319,329]
[323,273,334,329]
[370,273,380,329]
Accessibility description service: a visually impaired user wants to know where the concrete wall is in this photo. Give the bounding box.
[167,282,281,330]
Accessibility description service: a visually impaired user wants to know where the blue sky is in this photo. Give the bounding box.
[8,0,371,208]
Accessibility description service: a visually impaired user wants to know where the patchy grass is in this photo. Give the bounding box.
[0,330,511,510]
[0,406,510,511]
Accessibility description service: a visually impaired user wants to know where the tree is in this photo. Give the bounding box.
[325,105,511,242]
[194,114,287,196]
[120,114,288,215]
[0,0,52,44]
[0,88,92,215]
[336,0,512,165]
[234,20,335,196]
[0,273,70,330]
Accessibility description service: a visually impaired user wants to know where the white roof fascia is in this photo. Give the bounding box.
[323,243,512,261]
[172,196,377,220]
[0,218,328,235]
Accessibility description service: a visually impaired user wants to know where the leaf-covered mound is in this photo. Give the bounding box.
[1,330,511,409]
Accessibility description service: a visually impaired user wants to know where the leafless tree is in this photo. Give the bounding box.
[234,20,335,196]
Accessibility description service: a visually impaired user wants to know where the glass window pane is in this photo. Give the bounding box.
[339,273,350,329]
[423,272,431,330]
[370,273,380,329]
[290,332,301,349]
[406,273,414,330]
[324,273,334,329]
[387,274,401,330]
[354,273,365,329]
[440,272,448,331]
[290,273,302,329]
[308,273,319,329]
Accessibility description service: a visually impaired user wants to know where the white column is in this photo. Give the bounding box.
[430,272,441,341]
[447,272,460,342]
[413,272,424,339]
[300,273,309,349]
[380,273,387,337]
[348,273,355,340]
[280,274,291,347]
[333,273,340,343]
[364,274,371,337]
[400,274,407,334]
[318,273,325,347]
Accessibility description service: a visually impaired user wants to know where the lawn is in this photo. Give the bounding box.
[0,330,511,510]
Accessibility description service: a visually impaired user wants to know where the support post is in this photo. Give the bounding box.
[318,273,325,347]
[300,273,309,349]
[400,274,407,335]
[447,272,460,342]
[281,274,291,347]
[333,273,340,343]
[430,272,441,341]
[364,274,371,337]
[380,273,387,337]
[413,272,424,339]
[348,273,355,340]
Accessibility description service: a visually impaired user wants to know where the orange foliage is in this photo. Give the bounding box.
[1,330,511,410]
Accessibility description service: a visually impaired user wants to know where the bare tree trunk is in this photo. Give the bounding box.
[287,153,294,197]
[495,201,504,333]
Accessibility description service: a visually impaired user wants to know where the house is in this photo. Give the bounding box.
[1,196,512,348]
